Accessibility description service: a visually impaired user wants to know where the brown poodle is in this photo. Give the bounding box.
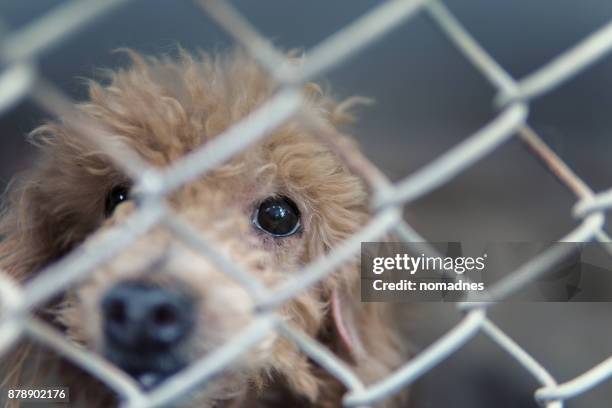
[0,49,408,407]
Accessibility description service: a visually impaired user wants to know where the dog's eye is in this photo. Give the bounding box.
[105,185,130,217]
[252,196,301,237]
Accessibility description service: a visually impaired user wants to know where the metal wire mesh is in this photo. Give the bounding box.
[0,0,611,407]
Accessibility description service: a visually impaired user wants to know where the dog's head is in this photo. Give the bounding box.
[0,50,400,405]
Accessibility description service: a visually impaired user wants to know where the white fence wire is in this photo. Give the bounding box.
[0,0,611,407]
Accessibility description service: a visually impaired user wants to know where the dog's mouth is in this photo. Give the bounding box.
[104,348,187,390]
[132,369,179,390]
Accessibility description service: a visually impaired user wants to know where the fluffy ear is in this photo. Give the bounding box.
[327,274,409,402]
[330,286,366,363]
[0,123,120,282]
[0,127,113,400]
[0,165,58,394]
[0,176,46,282]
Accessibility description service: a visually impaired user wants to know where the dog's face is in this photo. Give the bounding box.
[66,126,366,397]
[2,50,370,404]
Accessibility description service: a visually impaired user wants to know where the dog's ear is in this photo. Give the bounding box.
[327,273,409,393]
[0,177,45,281]
[0,177,47,396]
[0,169,74,281]
[330,286,366,363]
[0,123,116,281]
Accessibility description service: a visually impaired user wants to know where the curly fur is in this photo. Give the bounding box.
[0,49,408,407]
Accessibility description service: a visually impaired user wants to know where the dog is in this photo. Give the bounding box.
[0,49,408,407]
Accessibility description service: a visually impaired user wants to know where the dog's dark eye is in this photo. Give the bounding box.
[105,185,130,217]
[252,196,301,237]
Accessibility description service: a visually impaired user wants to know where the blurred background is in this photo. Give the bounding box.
[1,0,612,407]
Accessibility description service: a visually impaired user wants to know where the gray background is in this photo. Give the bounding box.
[1,0,612,407]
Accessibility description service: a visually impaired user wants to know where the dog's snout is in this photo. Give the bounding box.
[101,282,194,352]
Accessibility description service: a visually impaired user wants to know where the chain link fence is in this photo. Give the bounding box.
[0,0,612,407]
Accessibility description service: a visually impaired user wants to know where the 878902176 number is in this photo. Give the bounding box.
[6,387,69,402]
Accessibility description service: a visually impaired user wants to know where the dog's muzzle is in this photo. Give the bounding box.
[101,281,195,389]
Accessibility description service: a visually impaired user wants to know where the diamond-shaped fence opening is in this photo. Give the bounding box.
[0,1,611,407]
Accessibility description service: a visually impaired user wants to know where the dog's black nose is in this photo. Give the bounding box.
[101,282,194,352]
